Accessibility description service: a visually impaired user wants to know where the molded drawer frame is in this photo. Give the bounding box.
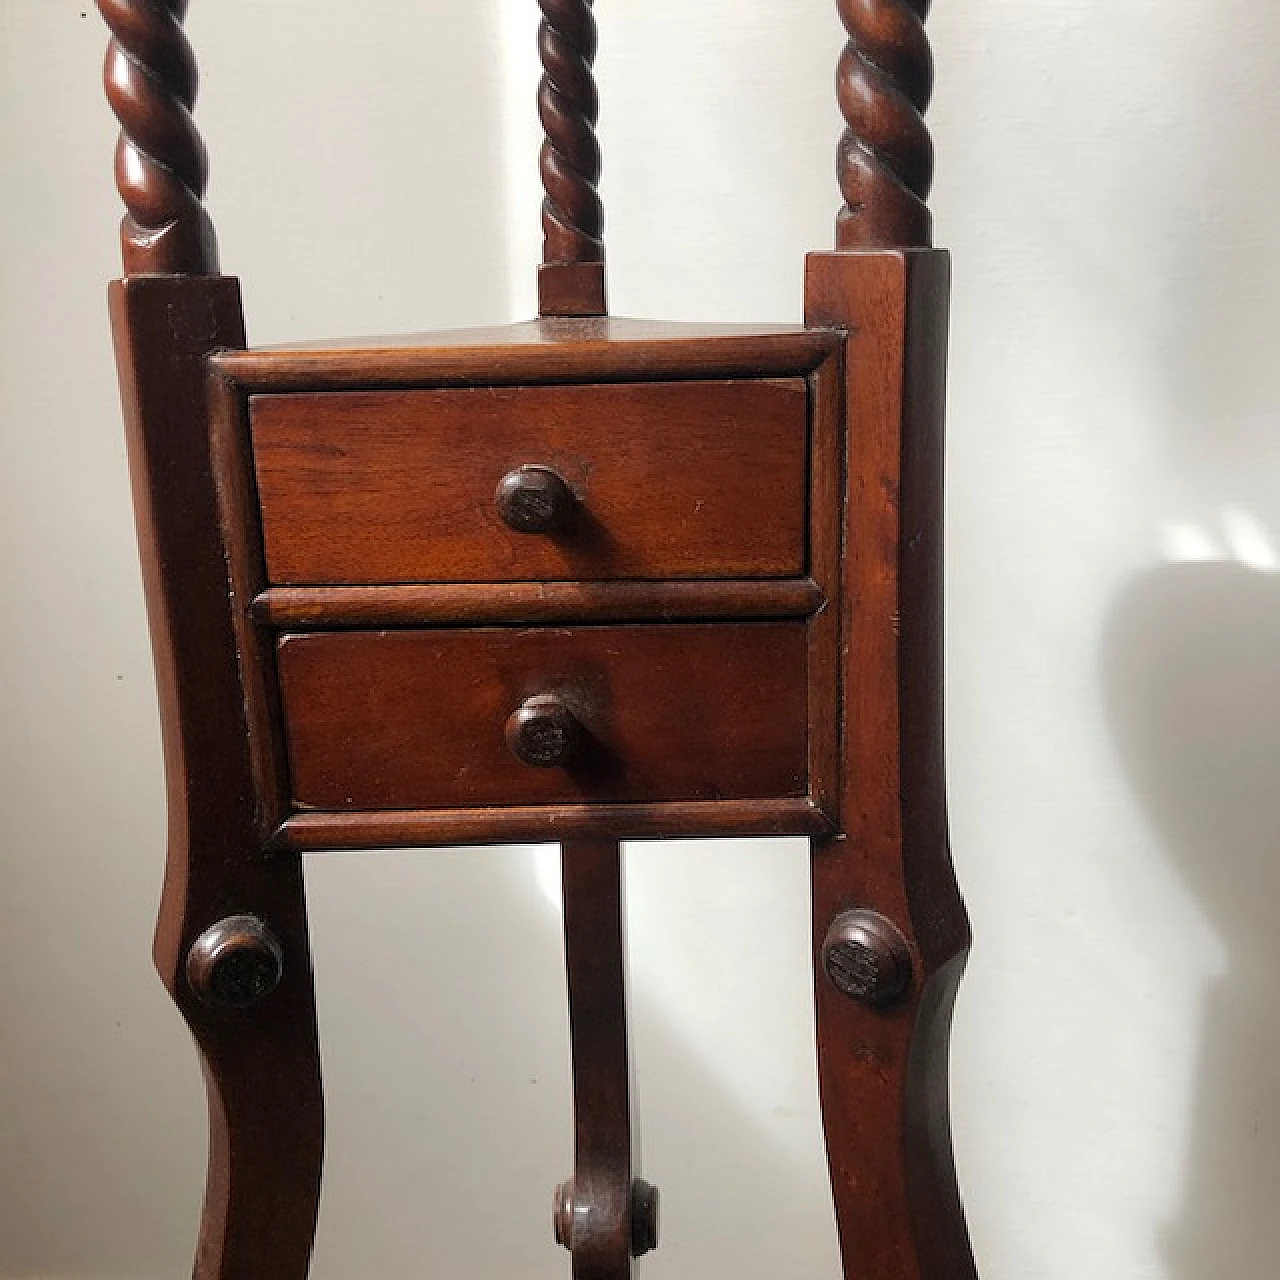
[208,327,844,849]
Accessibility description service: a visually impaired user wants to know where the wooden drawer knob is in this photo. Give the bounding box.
[495,465,576,534]
[186,916,284,1009]
[505,694,581,769]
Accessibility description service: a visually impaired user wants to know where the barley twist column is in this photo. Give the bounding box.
[537,0,607,315]
[835,0,935,249]
[99,0,218,274]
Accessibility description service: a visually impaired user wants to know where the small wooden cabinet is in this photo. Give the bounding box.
[210,322,843,850]
[98,2,976,1279]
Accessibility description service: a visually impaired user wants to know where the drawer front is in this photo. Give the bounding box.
[249,379,808,585]
[277,623,809,811]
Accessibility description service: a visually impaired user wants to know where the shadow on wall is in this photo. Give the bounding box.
[1103,563,1280,1279]
[1103,0,1280,1274]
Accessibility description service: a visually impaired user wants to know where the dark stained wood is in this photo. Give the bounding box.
[187,915,286,1010]
[558,839,640,1278]
[250,578,825,629]
[108,277,322,1280]
[506,694,584,769]
[805,249,975,1280]
[537,0,606,316]
[213,318,838,390]
[806,349,845,822]
[98,0,218,274]
[247,380,810,585]
[102,4,973,1271]
[540,261,609,319]
[208,369,293,836]
[822,909,914,1008]
[275,623,810,812]
[275,797,831,852]
[834,0,935,249]
[496,465,578,535]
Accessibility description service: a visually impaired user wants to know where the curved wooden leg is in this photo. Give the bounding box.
[806,249,976,1280]
[157,858,324,1280]
[811,837,972,1280]
[110,275,325,1280]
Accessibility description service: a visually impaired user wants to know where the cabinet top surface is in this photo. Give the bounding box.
[210,317,842,392]
[248,316,821,355]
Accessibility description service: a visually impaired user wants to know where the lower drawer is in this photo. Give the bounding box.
[276,623,809,811]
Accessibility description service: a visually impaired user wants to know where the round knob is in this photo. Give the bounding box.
[822,910,913,1008]
[506,694,581,769]
[553,1178,660,1258]
[495,465,576,534]
[186,915,284,1010]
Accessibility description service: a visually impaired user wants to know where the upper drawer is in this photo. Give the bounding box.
[248,379,808,585]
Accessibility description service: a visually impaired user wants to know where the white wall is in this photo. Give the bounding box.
[1,1,1278,1278]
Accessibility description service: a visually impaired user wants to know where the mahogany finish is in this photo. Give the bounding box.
[822,909,915,1009]
[836,0,936,250]
[250,577,825,629]
[100,3,974,1279]
[537,0,606,315]
[276,797,830,853]
[506,693,585,769]
[247,379,809,584]
[496,465,578,535]
[108,277,322,1280]
[186,916,286,1011]
[99,0,218,274]
[216,317,837,388]
[806,249,975,1280]
[556,840,645,1278]
[275,623,810,811]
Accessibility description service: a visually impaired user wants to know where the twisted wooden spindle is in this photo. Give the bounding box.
[537,0,606,316]
[99,0,218,275]
[835,0,935,249]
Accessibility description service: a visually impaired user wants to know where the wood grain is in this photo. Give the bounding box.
[108,276,322,1280]
[537,0,607,316]
[97,2,975,1272]
[560,839,639,1279]
[213,318,837,391]
[98,0,218,274]
[275,623,809,812]
[834,0,935,249]
[805,248,974,1280]
[274,797,830,852]
[250,578,825,629]
[538,1,605,278]
[248,379,809,585]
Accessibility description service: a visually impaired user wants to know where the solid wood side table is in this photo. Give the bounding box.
[98,2,975,1278]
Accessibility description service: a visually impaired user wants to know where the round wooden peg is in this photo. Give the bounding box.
[187,916,284,1010]
[822,909,913,1008]
[553,1177,660,1258]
